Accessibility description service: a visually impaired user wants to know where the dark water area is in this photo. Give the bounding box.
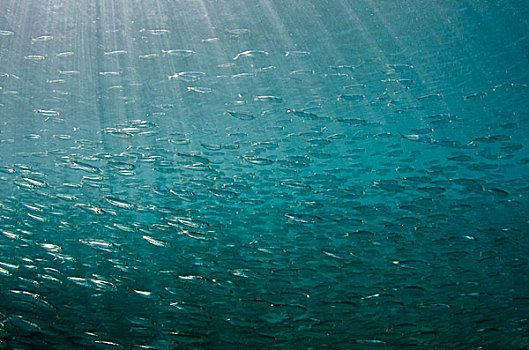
[0,0,529,348]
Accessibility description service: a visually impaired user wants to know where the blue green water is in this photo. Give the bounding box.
[1,0,529,348]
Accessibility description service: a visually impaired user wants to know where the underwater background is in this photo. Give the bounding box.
[1,0,529,348]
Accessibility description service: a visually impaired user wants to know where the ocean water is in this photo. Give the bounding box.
[1,0,529,348]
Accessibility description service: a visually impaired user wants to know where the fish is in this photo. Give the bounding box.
[161,49,196,56]
[226,110,255,120]
[254,95,283,103]
[233,50,269,60]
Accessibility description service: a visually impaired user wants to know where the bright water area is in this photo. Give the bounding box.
[0,0,529,348]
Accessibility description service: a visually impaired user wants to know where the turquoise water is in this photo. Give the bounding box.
[1,0,529,348]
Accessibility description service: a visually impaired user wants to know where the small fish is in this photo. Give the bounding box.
[401,134,420,141]
[290,69,315,80]
[373,180,405,192]
[201,143,222,151]
[464,91,487,100]
[99,71,120,76]
[24,55,46,61]
[473,134,511,143]
[448,155,472,162]
[329,64,356,71]
[108,161,135,170]
[243,156,274,165]
[254,95,283,103]
[284,213,321,223]
[168,137,191,145]
[69,160,102,174]
[56,51,74,57]
[322,251,346,259]
[35,109,60,117]
[399,132,434,143]
[233,50,268,60]
[232,72,254,78]
[147,29,170,35]
[356,340,386,345]
[410,127,434,134]
[201,37,219,43]
[488,188,509,198]
[417,93,443,101]
[58,70,80,75]
[335,117,367,124]
[226,111,255,120]
[142,235,168,247]
[20,176,48,187]
[104,196,135,210]
[138,53,159,60]
[78,239,116,251]
[31,35,53,42]
[187,86,212,94]
[161,49,196,56]
[90,279,117,292]
[287,109,323,120]
[208,188,238,198]
[74,203,106,215]
[279,180,312,189]
[37,243,62,252]
[285,50,310,57]
[168,71,205,82]
[338,93,365,101]
[104,50,127,56]
[306,138,331,146]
